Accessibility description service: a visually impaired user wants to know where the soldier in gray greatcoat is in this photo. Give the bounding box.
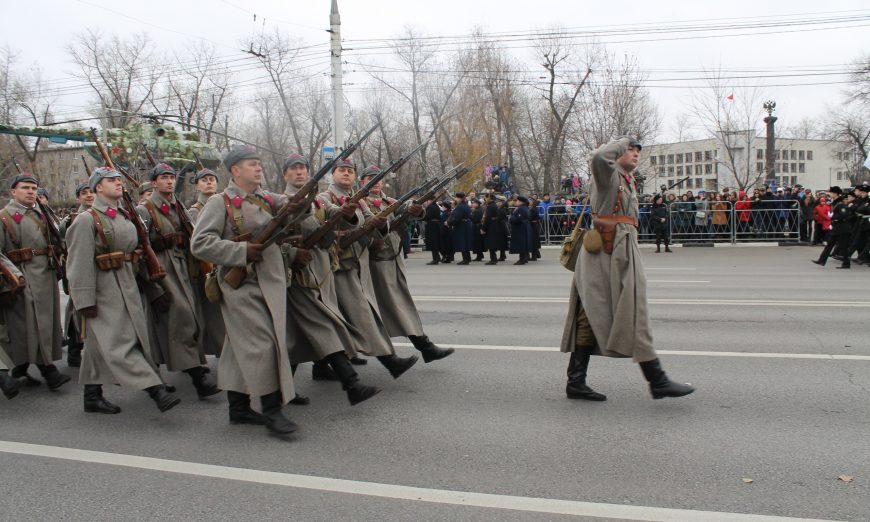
[67,167,181,413]
[317,159,419,380]
[187,168,225,357]
[560,137,694,401]
[137,163,218,399]
[191,145,306,436]
[281,154,380,406]
[59,181,94,368]
[360,167,454,364]
[0,253,24,399]
[0,173,69,390]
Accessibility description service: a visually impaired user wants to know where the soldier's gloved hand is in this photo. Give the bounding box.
[340,202,359,219]
[246,242,265,262]
[408,204,424,216]
[369,215,388,230]
[284,197,306,216]
[291,248,313,269]
[79,306,98,318]
[151,294,172,314]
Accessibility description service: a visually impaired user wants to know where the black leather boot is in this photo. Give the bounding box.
[0,370,19,399]
[227,390,265,425]
[185,366,221,398]
[326,352,380,406]
[638,359,695,399]
[565,348,606,401]
[83,384,121,414]
[12,363,41,386]
[260,391,298,435]
[408,335,455,363]
[312,359,339,380]
[37,364,71,390]
[377,353,419,379]
[145,384,181,412]
[349,355,367,365]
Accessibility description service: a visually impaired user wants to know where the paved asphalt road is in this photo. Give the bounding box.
[0,246,868,521]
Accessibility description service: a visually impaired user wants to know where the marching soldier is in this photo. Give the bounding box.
[560,137,694,400]
[0,253,24,399]
[187,167,225,357]
[59,182,95,367]
[137,181,153,205]
[813,186,853,268]
[66,167,181,413]
[470,198,485,261]
[137,163,218,398]
[0,173,69,389]
[360,167,454,363]
[509,195,533,265]
[281,154,380,405]
[317,159,419,380]
[481,193,508,265]
[191,145,305,435]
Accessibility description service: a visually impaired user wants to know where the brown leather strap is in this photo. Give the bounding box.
[0,210,20,248]
[143,200,164,236]
[88,209,111,250]
[222,193,243,236]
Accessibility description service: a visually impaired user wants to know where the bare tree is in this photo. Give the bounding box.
[690,71,768,191]
[824,103,870,183]
[67,30,163,128]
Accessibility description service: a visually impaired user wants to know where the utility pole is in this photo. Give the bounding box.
[330,0,344,155]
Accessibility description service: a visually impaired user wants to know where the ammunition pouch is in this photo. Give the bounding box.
[204,268,222,303]
[151,232,187,252]
[95,250,141,271]
[7,246,53,265]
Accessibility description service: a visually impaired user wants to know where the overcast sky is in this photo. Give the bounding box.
[2,0,868,142]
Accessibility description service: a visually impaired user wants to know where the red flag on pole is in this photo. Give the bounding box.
[726,94,734,101]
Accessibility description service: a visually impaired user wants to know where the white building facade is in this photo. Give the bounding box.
[641,134,862,195]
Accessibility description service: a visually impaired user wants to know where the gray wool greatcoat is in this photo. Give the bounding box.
[317,185,394,357]
[137,191,204,371]
[61,204,89,339]
[188,192,225,356]
[0,199,63,366]
[66,197,163,389]
[191,181,298,402]
[283,184,360,364]
[0,253,24,370]
[560,138,657,363]
[366,193,424,337]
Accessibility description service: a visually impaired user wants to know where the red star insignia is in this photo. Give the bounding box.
[232,195,243,209]
[12,212,22,224]
[105,207,117,219]
[159,202,171,215]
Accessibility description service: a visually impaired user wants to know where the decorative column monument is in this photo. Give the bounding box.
[763,101,777,188]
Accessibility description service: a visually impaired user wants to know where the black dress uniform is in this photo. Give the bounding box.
[814,187,853,268]
[423,202,442,265]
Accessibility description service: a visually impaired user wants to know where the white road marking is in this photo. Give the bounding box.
[412,296,870,307]
[647,280,711,283]
[0,441,836,522]
[393,342,870,360]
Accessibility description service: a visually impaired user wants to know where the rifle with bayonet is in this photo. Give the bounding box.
[222,122,381,289]
[89,128,166,282]
[391,154,487,233]
[80,155,93,177]
[13,161,68,290]
[338,182,433,249]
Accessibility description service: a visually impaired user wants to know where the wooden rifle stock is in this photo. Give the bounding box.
[80,155,92,177]
[0,261,25,294]
[89,128,166,282]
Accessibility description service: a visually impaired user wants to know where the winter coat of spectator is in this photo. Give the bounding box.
[813,197,832,245]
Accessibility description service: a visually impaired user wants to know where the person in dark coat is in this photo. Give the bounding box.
[447,193,473,264]
[481,193,508,264]
[509,196,533,265]
[528,198,542,260]
[650,194,672,253]
[469,198,485,261]
[423,200,442,265]
[813,186,853,268]
[439,200,454,263]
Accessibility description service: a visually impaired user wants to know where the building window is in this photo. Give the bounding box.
[650,156,657,166]
[667,167,675,176]
[695,177,703,187]
[704,164,712,174]
[686,179,693,188]
[704,150,713,161]
[791,176,798,186]
[686,165,692,175]
[659,155,665,165]
[694,151,702,162]
[798,163,805,173]
[757,162,764,173]
[782,163,789,173]
[799,150,805,161]
[807,150,813,161]
[837,172,847,181]
[790,150,796,160]
[73,165,79,174]
[757,149,764,160]
[667,154,674,164]
[775,150,781,160]
[676,166,683,176]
